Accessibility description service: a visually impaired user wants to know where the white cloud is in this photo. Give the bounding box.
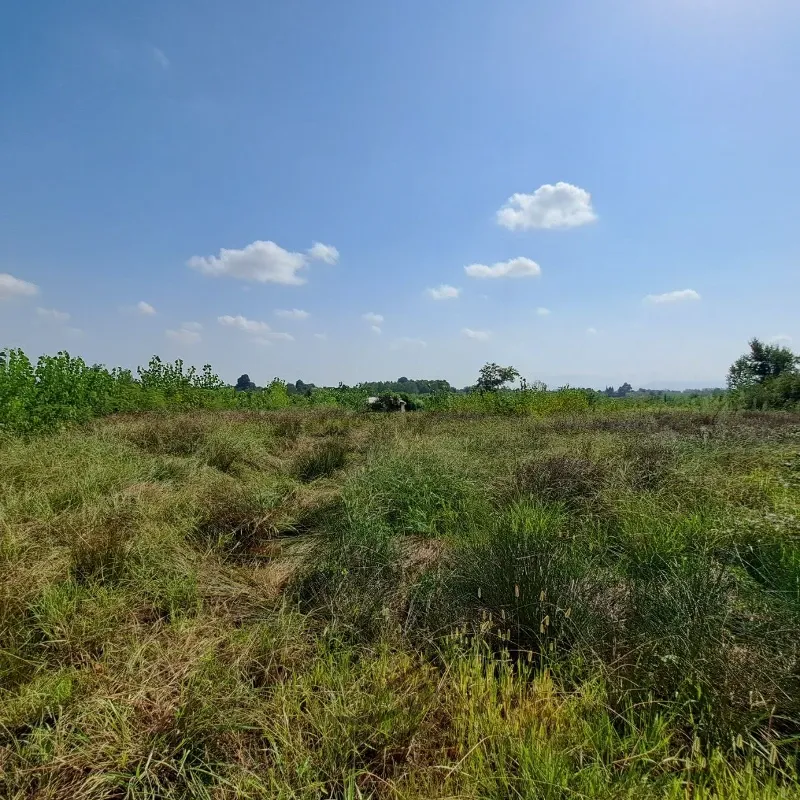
[152,46,170,69]
[496,182,597,230]
[586,327,598,336]
[643,289,701,305]
[136,301,156,316]
[36,307,71,323]
[307,242,340,265]
[363,312,384,324]
[188,240,309,285]
[218,315,270,333]
[462,328,491,341]
[426,284,461,300]
[269,332,294,342]
[166,325,201,345]
[465,257,541,279]
[182,321,203,332]
[371,325,382,335]
[536,307,551,316]
[0,273,39,300]
[391,337,427,349]
[275,308,310,320]
[313,333,328,340]
[769,334,793,344]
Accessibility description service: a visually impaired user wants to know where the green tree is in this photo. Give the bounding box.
[727,338,799,389]
[476,362,520,392]
[235,374,256,392]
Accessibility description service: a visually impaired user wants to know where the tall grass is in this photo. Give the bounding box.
[2,407,800,798]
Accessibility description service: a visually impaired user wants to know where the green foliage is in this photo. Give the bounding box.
[476,362,520,392]
[728,338,799,390]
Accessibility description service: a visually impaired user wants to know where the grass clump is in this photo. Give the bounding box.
[294,438,349,482]
[2,408,800,798]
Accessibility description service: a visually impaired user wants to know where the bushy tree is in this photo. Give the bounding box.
[476,363,519,392]
[727,338,799,390]
[235,374,257,392]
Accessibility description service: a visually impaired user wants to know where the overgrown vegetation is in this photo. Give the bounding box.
[2,406,800,798]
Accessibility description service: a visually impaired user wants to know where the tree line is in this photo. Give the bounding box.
[2,338,798,433]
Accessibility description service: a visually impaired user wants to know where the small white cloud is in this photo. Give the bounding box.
[426,284,461,300]
[166,326,201,345]
[275,308,310,320]
[152,46,170,69]
[269,332,294,342]
[536,307,551,316]
[462,328,491,341]
[65,327,83,337]
[307,242,340,265]
[136,301,156,316]
[371,325,382,335]
[0,273,39,300]
[252,337,273,347]
[182,321,203,331]
[188,240,310,285]
[497,182,597,230]
[391,337,427,349]
[465,257,541,279]
[36,307,71,323]
[643,289,701,305]
[769,334,793,344]
[313,333,328,340]
[586,327,598,336]
[218,314,270,333]
[363,312,384,324]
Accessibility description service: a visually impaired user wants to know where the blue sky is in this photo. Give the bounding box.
[1,0,799,389]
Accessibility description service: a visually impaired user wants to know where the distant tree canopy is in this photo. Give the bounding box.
[234,374,257,392]
[357,378,452,395]
[727,338,799,390]
[476,363,519,392]
[603,382,633,398]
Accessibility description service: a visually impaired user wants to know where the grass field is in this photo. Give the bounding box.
[2,408,800,798]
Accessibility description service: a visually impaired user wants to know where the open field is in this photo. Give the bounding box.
[2,408,800,798]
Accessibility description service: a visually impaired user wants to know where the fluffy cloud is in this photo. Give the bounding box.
[464,257,541,279]
[218,315,270,333]
[426,284,460,300]
[166,324,201,344]
[462,328,490,341]
[188,241,312,285]
[586,327,598,336]
[307,242,340,265]
[363,312,384,324]
[536,307,551,316]
[770,334,793,344]
[371,325,382,335]
[136,301,156,316]
[496,182,597,230]
[313,333,328,340]
[218,315,294,342]
[643,289,701,305]
[275,308,310,320]
[36,307,70,323]
[0,273,39,300]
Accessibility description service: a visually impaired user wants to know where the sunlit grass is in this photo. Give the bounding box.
[1,407,799,798]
